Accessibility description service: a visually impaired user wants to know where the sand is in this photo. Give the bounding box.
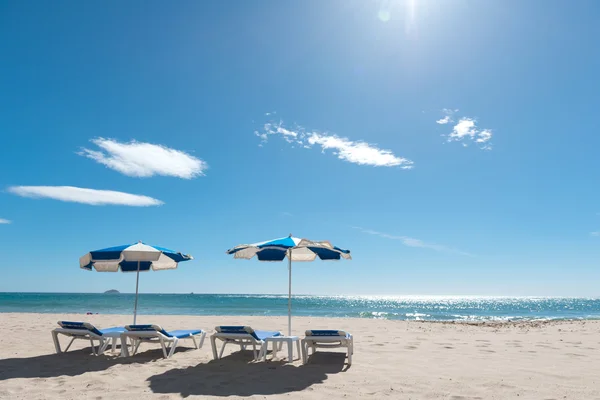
[0,313,599,399]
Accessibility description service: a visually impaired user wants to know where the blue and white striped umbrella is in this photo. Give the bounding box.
[80,241,193,323]
[226,235,351,335]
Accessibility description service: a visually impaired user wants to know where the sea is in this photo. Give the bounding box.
[1,293,600,322]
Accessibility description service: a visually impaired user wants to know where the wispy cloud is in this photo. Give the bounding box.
[257,119,413,169]
[591,232,600,237]
[436,109,457,125]
[0,219,11,224]
[280,211,294,217]
[353,227,473,256]
[438,110,493,150]
[476,129,492,144]
[8,186,163,206]
[436,116,452,125]
[79,138,207,179]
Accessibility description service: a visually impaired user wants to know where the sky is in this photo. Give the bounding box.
[1,0,600,296]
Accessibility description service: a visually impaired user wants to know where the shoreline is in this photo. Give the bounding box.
[0,310,598,325]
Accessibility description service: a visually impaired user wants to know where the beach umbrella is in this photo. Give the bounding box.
[226,235,351,336]
[79,241,193,324]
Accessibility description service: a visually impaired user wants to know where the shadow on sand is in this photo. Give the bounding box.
[147,351,349,398]
[0,346,195,381]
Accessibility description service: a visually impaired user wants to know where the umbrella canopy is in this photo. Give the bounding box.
[80,241,193,323]
[227,236,351,262]
[226,235,351,335]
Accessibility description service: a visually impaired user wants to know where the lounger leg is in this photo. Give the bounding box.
[211,336,218,359]
[287,340,293,362]
[167,338,178,358]
[133,339,141,355]
[347,346,352,365]
[198,332,206,349]
[52,332,62,354]
[61,336,76,353]
[260,343,267,361]
[252,343,257,360]
[98,338,109,355]
[119,335,129,357]
[303,341,308,360]
[89,338,98,355]
[347,340,353,365]
[159,338,168,359]
[296,340,301,362]
[219,341,227,359]
[111,337,117,353]
[272,340,278,358]
[301,340,307,363]
[191,336,198,349]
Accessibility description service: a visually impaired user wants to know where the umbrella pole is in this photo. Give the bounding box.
[133,260,140,325]
[288,249,292,336]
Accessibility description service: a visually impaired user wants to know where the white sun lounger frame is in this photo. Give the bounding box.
[52,324,117,356]
[210,328,281,361]
[301,330,354,365]
[120,326,206,359]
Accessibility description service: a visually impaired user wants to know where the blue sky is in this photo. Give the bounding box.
[1,0,600,296]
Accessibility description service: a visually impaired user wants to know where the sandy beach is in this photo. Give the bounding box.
[0,313,598,399]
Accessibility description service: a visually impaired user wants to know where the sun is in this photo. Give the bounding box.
[377,0,417,23]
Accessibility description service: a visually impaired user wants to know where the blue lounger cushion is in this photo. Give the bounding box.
[305,330,351,338]
[216,326,281,341]
[125,325,203,339]
[58,321,125,336]
[100,326,127,334]
[164,329,203,339]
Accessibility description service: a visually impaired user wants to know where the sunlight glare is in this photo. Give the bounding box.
[378,9,391,22]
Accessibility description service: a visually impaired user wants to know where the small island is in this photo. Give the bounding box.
[104,289,120,294]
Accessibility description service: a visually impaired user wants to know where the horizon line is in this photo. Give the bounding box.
[1,291,598,299]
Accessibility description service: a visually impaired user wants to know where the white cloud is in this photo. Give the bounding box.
[0,219,11,224]
[449,118,478,140]
[258,119,413,169]
[8,186,163,207]
[262,122,300,143]
[591,232,600,237]
[476,129,493,143]
[440,112,494,150]
[436,108,459,125]
[307,133,413,168]
[354,227,473,256]
[79,138,207,179]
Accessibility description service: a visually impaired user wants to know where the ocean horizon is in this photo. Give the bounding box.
[2,292,600,322]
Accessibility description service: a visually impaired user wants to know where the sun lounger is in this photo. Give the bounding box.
[51,321,125,356]
[301,330,354,365]
[210,325,282,361]
[120,324,205,358]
